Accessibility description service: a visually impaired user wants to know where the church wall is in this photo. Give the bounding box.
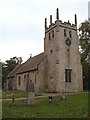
[28,70,38,92]
[45,16,83,93]
[16,56,47,92]
[13,76,17,90]
[37,56,47,92]
[7,77,17,90]
[14,8,83,93]
[57,23,83,92]
[16,73,26,91]
[67,29,83,92]
[55,24,66,92]
[44,26,58,92]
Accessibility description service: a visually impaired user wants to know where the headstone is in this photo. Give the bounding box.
[61,94,66,100]
[27,92,35,105]
[27,81,35,105]
[61,89,66,100]
[27,81,34,92]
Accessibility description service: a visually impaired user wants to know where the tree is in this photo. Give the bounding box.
[2,56,22,89]
[79,20,90,63]
[79,20,90,90]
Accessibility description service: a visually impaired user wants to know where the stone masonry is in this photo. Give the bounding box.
[7,8,83,93]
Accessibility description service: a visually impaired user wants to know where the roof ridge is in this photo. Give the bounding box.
[16,52,45,74]
[7,64,21,78]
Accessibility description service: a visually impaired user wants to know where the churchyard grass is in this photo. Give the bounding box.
[2,90,28,99]
[2,93,89,118]
[2,90,43,99]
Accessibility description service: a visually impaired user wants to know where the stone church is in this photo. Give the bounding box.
[7,8,83,93]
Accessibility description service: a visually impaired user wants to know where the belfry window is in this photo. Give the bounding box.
[69,30,72,38]
[64,29,66,36]
[49,32,51,40]
[18,76,21,86]
[65,69,72,82]
[52,30,54,38]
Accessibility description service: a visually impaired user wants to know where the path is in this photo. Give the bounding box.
[0,91,88,101]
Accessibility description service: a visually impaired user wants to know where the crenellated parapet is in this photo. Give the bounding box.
[45,8,77,33]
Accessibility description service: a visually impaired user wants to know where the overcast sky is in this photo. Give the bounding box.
[0,0,89,63]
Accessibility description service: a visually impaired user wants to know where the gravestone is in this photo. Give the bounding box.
[27,81,35,105]
[27,81,34,92]
[27,92,35,105]
[61,89,66,100]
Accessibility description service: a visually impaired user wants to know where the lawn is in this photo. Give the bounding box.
[2,92,89,118]
[2,90,42,99]
[2,90,28,99]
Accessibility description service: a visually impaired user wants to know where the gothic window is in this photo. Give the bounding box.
[24,75,26,84]
[52,30,54,38]
[65,69,72,82]
[69,30,72,38]
[64,29,66,36]
[27,73,29,81]
[24,75,26,80]
[18,76,21,86]
[49,32,51,40]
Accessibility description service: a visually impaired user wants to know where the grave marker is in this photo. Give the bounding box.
[27,81,35,105]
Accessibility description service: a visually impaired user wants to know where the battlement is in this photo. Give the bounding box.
[45,8,77,32]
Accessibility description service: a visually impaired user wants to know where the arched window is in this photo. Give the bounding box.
[52,30,54,38]
[69,30,72,38]
[49,32,51,40]
[64,29,66,36]
[24,75,27,84]
[65,69,72,82]
[18,76,21,86]
[24,75,26,80]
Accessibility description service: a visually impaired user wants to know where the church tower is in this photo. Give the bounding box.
[44,8,83,92]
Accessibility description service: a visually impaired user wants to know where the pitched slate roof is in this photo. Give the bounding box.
[16,52,45,74]
[7,64,21,78]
